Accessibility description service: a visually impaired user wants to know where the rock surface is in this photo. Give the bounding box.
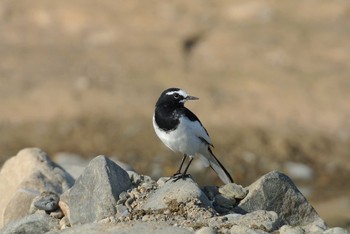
[0,148,74,228]
[32,191,60,212]
[142,178,212,210]
[1,149,348,234]
[61,155,132,226]
[46,221,193,234]
[234,171,326,228]
[1,213,60,234]
[226,210,280,232]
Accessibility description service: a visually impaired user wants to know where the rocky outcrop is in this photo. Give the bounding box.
[142,178,212,210]
[1,148,348,234]
[234,171,326,229]
[60,156,132,225]
[0,148,74,229]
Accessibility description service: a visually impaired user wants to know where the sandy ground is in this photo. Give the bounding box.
[0,0,349,229]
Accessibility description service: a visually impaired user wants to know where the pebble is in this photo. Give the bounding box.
[33,191,60,212]
[195,226,217,234]
[323,227,350,234]
[279,225,305,234]
[117,191,130,204]
[304,221,327,233]
[59,216,71,230]
[116,204,128,214]
[230,225,269,234]
[157,177,169,187]
[218,183,248,200]
[58,200,70,218]
[143,175,153,183]
[49,209,64,219]
[125,197,135,209]
[142,215,150,222]
[127,171,142,185]
[140,182,153,191]
[163,209,171,215]
[224,213,243,222]
[214,194,236,209]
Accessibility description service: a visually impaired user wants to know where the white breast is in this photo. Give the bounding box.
[152,114,211,156]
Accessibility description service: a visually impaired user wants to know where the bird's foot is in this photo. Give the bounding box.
[166,171,181,182]
[170,173,192,182]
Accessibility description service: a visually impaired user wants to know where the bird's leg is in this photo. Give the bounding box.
[173,154,187,176]
[182,157,193,177]
[166,154,187,182]
[172,157,194,182]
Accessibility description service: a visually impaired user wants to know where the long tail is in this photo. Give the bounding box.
[205,147,234,184]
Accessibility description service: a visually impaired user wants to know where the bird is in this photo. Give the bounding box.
[153,87,233,184]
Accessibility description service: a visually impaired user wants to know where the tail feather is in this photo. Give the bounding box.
[206,147,234,184]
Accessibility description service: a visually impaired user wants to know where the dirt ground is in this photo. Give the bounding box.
[0,0,349,229]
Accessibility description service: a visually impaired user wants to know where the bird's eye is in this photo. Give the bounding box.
[173,93,180,99]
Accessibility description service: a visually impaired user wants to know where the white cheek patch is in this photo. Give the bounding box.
[166,90,188,98]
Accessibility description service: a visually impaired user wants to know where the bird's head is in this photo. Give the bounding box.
[156,88,198,108]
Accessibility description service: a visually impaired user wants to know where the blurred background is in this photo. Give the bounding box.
[0,0,349,229]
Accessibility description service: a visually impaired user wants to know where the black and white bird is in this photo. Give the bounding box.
[153,88,233,184]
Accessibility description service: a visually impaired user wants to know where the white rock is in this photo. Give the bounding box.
[0,148,74,228]
[142,178,212,210]
[1,213,60,234]
[156,177,169,187]
[195,226,217,234]
[219,183,248,200]
[226,210,279,232]
[323,227,350,234]
[46,221,193,234]
[279,225,305,234]
[230,225,269,234]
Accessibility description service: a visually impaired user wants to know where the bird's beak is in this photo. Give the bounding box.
[186,95,199,101]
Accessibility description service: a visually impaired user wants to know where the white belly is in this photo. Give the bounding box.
[153,115,205,156]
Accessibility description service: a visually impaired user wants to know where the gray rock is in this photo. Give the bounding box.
[59,216,70,230]
[0,148,74,228]
[230,225,269,234]
[214,194,236,209]
[219,183,248,200]
[234,171,326,228]
[156,177,169,187]
[116,204,128,218]
[142,178,212,210]
[226,210,280,232]
[127,171,142,185]
[202,186,219,200]
[224,213,242,220]
[213,183,248,213]
[302,221,326,233]
[1,213,59,234]
[323,227,350,234]
[33,191,60,212]
[46,221,193,234]
[195,226,217,234]
[63,155,132,225]
[279,225,305,234]
[49,209,64,219]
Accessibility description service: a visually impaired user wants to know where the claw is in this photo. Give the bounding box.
[170,173,192,182]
